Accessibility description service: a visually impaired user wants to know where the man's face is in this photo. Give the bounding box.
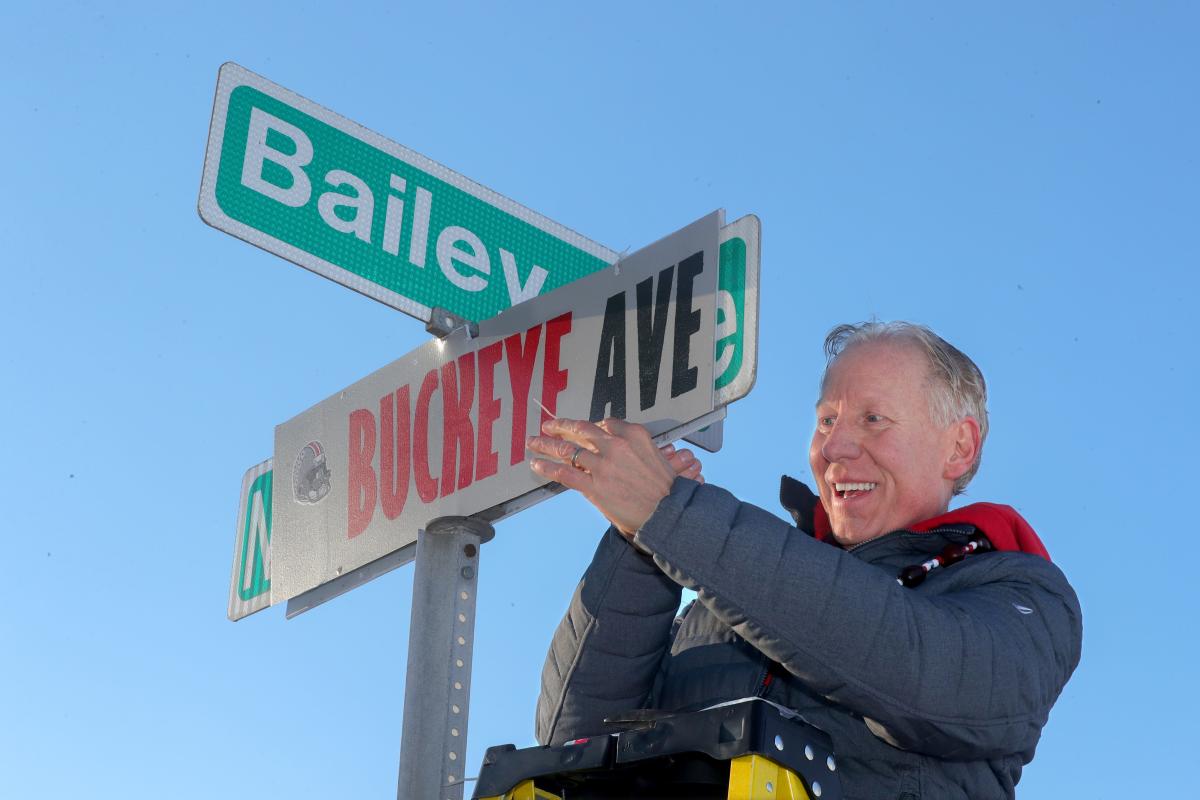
[809,341,959,546]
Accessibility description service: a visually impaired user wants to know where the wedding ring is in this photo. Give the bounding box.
[570,445,585,470]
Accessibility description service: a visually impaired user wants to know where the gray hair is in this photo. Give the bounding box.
[821,321,988,495]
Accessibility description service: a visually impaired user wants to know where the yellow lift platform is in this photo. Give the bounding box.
[472,698,842,799]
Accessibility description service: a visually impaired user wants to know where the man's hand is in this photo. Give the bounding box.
[528,418,702,538]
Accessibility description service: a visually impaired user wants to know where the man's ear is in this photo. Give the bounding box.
[944,416,982,482]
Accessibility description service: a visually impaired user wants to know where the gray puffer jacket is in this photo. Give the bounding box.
[536,478,1082,800]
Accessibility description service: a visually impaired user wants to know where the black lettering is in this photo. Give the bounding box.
[590,291,627,420]
[671,251,703,397]
[635,266,674,410]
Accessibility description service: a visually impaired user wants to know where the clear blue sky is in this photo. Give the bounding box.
[2,2,1195,797]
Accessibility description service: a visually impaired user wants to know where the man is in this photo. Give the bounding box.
[526,321,1081,799]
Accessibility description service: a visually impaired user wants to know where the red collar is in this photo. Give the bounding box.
[813,501,1051,561]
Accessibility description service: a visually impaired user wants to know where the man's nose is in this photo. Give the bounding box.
[821,420,861,462]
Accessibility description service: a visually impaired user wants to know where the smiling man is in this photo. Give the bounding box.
[527,321,1081,800]
[811,324,985,547]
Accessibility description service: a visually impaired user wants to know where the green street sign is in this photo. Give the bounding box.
[199,65,758,406]
[227,459,273,621]
[200,62,614,324]
[713,214,759,404]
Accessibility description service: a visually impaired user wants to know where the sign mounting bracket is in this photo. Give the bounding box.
[425,307,478,340]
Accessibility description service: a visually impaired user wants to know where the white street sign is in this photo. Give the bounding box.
[226,213,759,619]
[270,213,720,604]
[226,213,761,619]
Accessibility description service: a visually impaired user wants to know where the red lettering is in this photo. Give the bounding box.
[379,385,412,520]
[413,368,439,503]
[541,312,572,423]
[475,341,503,481]
[347,408,377,538]
[505,324,542,466]
[440,353,476,497]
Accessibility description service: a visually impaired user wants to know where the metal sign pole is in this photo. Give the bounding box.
[397,516,495,800]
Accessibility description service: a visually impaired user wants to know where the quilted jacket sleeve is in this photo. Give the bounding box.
[633,478,1083,761]
[535,527,682,746]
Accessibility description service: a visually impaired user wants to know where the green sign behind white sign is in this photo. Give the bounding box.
[227,459,273,620]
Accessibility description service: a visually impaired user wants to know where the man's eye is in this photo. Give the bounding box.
[818,416,835,428]
[865,414,883,424]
